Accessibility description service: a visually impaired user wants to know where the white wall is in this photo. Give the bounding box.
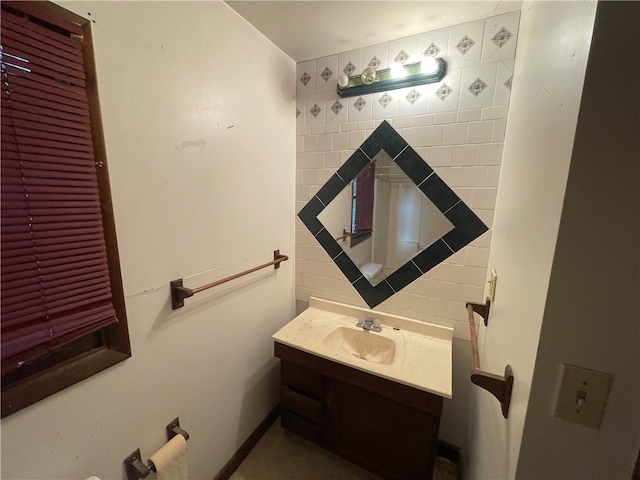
[467,2,598,478]
[516,2,640,477]
[0,2,296,479]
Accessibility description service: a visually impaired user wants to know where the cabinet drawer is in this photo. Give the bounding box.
[281,361,324,398]
[281,386,323,423]
[281,409,323,445]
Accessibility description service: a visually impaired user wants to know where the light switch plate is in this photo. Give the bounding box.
[488,269,497,301]
[554,364,613,429]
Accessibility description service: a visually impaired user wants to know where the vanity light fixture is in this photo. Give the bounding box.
[337,57,446,98]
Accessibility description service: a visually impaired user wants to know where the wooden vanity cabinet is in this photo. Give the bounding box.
[275,342,443,480]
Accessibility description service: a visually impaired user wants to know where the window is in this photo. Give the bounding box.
[350,161,375,247]
[1,1,130,417]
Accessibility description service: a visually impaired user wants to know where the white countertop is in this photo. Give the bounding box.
[273,297,453,398]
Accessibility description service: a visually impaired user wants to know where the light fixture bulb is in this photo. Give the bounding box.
[360,66,377,85]
[390,62,406,79]
[337,73,349,88]
[421,56,438,74]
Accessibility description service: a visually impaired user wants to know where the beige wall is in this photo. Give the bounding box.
[516,2,640,477]
[467,2,598,478]
[0,3,296,479]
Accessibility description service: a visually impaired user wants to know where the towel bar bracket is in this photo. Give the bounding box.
[170,279,194,310]
[466,298,490,326]
[273,249,284,268]
[124,448,152,480]
[167,417,190,441]
[471,365,514,418]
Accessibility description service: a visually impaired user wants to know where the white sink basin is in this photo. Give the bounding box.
[273,297,454,398]
[322,326,397,365]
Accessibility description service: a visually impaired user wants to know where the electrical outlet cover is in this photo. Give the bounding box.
[554,364,613,429]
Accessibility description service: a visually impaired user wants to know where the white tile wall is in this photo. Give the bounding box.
[316,55,338,93]
[417,27,450,60]
[295,12,520,339]
[481,11,521,64]
[448,20,485,69]
[338,49,363,77]
[363,42,390,70]
[389,35,419,64]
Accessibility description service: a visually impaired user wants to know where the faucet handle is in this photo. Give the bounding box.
[372,319,381,329]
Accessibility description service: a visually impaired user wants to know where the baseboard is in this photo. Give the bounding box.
[436,440,461,464]
[213,404,281,480]
[437,440,463,479]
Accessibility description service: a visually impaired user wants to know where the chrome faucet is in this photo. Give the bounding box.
[357,318,382,332]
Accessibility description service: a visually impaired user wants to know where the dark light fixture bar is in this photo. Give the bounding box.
[337,58,447,98]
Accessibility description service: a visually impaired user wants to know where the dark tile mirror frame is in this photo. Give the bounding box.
[298,121,488,308]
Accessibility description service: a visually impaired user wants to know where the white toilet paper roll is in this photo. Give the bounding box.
[149,435,188,480]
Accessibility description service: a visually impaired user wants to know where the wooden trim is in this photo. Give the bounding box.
[2,348,129,417]
[213,404,281,480]
[80,13,131,357]
[0,2,131,417]
[436,440,461,464]
[275,342,443,415]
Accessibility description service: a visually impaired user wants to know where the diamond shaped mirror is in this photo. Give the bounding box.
[299,121,488,308]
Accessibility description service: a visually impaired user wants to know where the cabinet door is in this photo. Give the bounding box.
[325,379,438,480]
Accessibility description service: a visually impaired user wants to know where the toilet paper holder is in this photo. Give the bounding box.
[124,417,189,480]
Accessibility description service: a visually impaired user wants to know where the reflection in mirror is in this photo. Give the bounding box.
[298,121,488,308]
[319,151,454,286]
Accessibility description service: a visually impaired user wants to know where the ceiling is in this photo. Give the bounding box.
[224,1,522,63]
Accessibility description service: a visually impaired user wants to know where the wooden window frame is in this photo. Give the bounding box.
[1,1,130,418]
[350,162,375,248]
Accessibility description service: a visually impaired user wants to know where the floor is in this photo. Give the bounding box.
[230,418,459,480]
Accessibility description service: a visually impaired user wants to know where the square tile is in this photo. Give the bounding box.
[297,60,316,96]
[481,106,508,120]
[296,97,305,129]
[362,42,389,71]
[495,60,515,106]
[389,35,419,65]
[400,127,425,148]
[326,95,348,126]
[457,109,482,122]
[481,11,521,64]
[305,94,326,128]
[338,48,363,78]
[476,143,504,165]
[459,63,499,110]
[443,123,468,145]
[430,146,454,167]
[467,120,494,144]
[316,55,338,93]
[332,132,349,150]
[453,145,478,166]
[372,90,399,120]
[461,166,488,187]
[427,68,462,114]
[348,94,373,123]
[448,19,485,70]
[397,86,428,117]
[423,125,444,146]
[417,27,450,60]
[492,119,506,142]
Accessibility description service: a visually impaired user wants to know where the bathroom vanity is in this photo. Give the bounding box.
[273,298,453,480]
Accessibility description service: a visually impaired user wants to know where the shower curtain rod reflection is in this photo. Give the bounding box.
[170,250,289,309]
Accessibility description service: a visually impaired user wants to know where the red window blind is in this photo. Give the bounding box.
[351,162,375,247]
[1,3,118,375]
